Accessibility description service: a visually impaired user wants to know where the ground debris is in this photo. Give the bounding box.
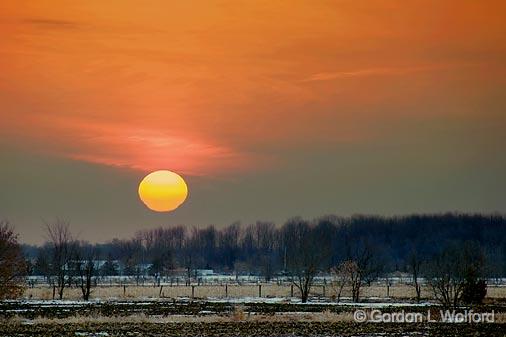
[0,322,505,337]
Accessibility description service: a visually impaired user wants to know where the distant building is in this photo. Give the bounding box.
[195,269,214,276]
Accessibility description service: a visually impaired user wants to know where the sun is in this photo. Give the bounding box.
[138,170,188,212]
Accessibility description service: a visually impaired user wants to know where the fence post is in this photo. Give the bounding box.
[258,284,262,297]
[123,285,126,296]
[322,285,326,297]
[191,285,195,299]
[225,283,228,298]
[290,284,294,297]
[159,285,163,297]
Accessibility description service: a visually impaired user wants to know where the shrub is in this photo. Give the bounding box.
[461,279,487,304]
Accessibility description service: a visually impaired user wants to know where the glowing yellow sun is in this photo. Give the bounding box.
[138,170,188,212]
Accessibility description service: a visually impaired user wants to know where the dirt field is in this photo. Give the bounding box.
[11,283,506,336]
[2,298,506,336]
[1,321,505,337]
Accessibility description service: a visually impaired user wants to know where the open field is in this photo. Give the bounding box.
[4,283,505,336]
[1,299,506,337]
[22,283,506,301]
[2,298,506,318]
[1,321,506,337]
[0,299,450,318]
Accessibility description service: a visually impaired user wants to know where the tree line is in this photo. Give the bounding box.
[2,213,506,305]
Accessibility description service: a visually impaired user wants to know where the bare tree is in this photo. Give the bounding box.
[254,222,277,281]
[408,246,423,303]
[34,244,52,282]
[74,242,98,301]
[424,241,485,308]
[0,221,26,299]
[346,239,382,302]
[100,253,118,276]
[183,233,196,286]
[330,260,355,302]
[348,261,362,302]
[45,220,75,300]
[283,219,331,303]
[219,223,240,271]
[115,238,141,281]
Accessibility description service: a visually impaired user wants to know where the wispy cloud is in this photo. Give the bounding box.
[301,64,474,82]
[23,18,80,29]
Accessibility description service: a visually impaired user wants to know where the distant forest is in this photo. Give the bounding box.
[24,213,506,279]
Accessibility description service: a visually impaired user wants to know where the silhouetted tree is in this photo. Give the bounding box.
[283,218,331,303]
[33,244,52,282]
[24,214,506,287]
[0,221,26,299]
[346,238,382,302]
[46,220,75,299]
[74,242,98,301]
[330,260,355,302]
[407,245,423,302]
[424,241,486,307]
[100,253,118,276]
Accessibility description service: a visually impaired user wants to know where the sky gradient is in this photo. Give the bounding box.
[1,1,505,244]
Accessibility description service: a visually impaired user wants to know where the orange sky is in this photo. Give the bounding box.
[2,0,505,176]
[1,1,506,243]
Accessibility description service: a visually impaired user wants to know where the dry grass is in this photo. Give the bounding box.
[22,284,292,300]
[327,284,433,299]
[484,286,506,299]
[494,313,506,323]
[1,311,357,325]
[231,305,246,321]
[22,283,506,301]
